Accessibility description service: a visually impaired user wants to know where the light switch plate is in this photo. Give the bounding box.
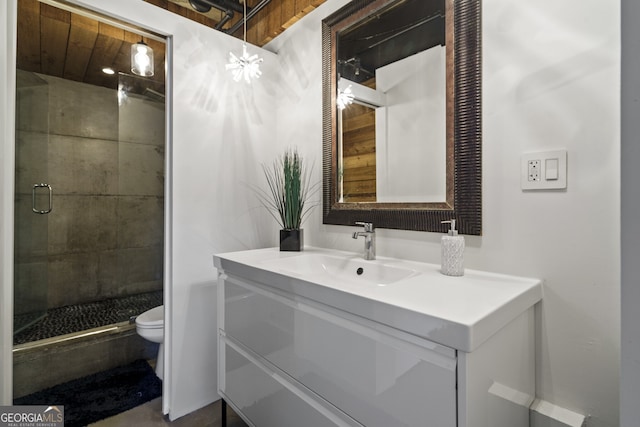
[521,150,567,190]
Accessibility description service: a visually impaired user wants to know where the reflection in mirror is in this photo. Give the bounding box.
[336,0,447,203]
[322,0,482,234]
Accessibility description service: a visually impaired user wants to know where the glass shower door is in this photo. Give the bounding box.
[14,70,50,335]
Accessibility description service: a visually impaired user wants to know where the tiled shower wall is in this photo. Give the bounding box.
[15,70,164,313]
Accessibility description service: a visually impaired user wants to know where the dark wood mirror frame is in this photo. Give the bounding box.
[322,0,481,235]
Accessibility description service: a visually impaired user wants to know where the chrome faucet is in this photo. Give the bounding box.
[352,222,375,260]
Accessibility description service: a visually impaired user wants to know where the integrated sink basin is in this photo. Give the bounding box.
[214,247,542,352]
[262,253,419,286]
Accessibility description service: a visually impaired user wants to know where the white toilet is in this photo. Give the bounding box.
[136,305,164,380]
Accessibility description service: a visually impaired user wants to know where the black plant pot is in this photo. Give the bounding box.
[280,229,303,251]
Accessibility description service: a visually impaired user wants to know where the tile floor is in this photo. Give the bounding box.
[14,290,163,344]
[90,397,248,427]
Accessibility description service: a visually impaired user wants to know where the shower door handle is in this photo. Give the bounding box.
[32,183,52,214]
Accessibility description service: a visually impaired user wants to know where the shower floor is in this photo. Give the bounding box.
[13,291,163,345]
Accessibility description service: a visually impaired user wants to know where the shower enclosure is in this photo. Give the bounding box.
[12,1,166,395]
[14,69,166,342]
[13,68,166,396]
[14,71,50,334]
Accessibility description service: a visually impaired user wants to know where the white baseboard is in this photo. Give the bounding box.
[530,398,588,427]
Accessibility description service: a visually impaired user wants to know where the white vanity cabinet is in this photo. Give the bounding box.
[214,248,542,427]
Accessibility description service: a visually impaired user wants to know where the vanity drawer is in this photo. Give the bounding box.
[222,275,457,427]
[221,337,362,427]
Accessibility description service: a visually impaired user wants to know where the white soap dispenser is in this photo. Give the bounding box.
[441,219,465,276]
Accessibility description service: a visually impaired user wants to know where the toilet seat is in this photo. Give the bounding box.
[136,305,164,328]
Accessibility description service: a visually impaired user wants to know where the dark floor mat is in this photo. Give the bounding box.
[14,359,162,427]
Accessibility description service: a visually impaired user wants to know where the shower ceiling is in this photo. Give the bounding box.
[16,0,165,93]
[146,0,326,46]
[16,0,326,92]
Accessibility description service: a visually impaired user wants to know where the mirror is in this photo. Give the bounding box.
[322,0,482,235]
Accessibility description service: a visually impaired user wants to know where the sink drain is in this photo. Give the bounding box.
[356,267,364,275]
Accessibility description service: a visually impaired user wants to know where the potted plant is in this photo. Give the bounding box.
[256,148,318,251]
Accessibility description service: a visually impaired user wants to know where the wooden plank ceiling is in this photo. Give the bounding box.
[17,0,166,93]
[15,0,325,93]
[149,0,326,46]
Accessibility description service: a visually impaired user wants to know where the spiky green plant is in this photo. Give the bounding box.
[256,148,318,230]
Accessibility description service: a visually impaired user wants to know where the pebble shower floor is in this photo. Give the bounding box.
[13,290,163,345]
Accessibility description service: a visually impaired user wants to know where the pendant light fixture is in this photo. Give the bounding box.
[131,39,154,77]
[337,85,354,110]
[225,0,263,83]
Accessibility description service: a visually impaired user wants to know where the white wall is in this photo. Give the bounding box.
[376,47,447,203]
[269,0,621,426]
[620,0,640,425]
[63,1,281,419]
[1,0,280,419]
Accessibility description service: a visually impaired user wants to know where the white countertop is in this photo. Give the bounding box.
[213,247,542,352]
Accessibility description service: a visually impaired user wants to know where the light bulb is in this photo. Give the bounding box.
[337,85,354,110]
[225,0,262,83]
[131,41,154,77]
[226,44,263,84]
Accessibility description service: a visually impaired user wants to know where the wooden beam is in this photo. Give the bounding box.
[40,3,70,77]
[84,22,124,89]
[343,179,376,200]
[144,0,169,8]
[262,0,282,44]
[344,194,377,203]
[252,0,268,46]
[151,0,219,28]
[294,0,311,16]
[294,0,315,20]
[16,0,41,73]
[342,152,376,169]
[64,14,98,82]
[342,136,376,158]
[280,0,296,30]
[343,130,377,147]
[282,0,318,35]
[342,109,376,132]
[343,165,376,182]
[168,1,211,26]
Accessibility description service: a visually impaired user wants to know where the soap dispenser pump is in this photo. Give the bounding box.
[441,219,465,276]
